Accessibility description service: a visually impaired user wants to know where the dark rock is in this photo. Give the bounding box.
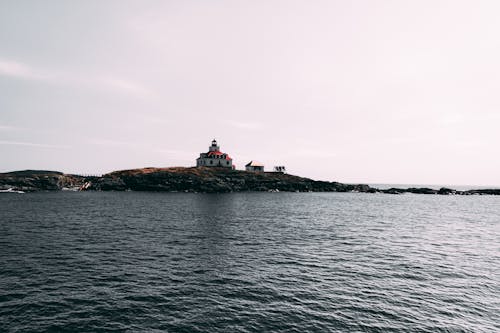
[0,170,87,192]
[381,187,439,195]
[2,168,499,195]
[438,187,456,195]
[84,167,378,193]
[382,188,406,194]
[406,187,438,194]
[465,189,500,195]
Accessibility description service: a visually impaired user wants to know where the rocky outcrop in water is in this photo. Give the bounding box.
[381,187,438,195]
[87,167,377,193]
[0,168,376,193]
[380,186,500,195]
[0,170,88,192]
[1,168,499,195]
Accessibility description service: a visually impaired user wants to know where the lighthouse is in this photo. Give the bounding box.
[196,139,233,168]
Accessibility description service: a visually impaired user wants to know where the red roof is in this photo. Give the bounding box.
[207,151,223,156]
[207,150,232,160]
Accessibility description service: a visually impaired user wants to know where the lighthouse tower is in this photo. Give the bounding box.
[209,139,219,152]
[196,139,233,168]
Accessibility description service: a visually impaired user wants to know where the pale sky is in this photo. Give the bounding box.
[1,0,499,186]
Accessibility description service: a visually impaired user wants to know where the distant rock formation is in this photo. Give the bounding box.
[0,170,93,192]
[380,186,500,196]
[1,168,499,195]
[381,187,438,195]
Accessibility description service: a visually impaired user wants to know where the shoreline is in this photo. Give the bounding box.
[1,168,499,195]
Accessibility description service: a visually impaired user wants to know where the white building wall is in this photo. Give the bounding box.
[197,157,232,168]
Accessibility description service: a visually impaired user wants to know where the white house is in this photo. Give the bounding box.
[196,139,233,168]
[245,161,264,172]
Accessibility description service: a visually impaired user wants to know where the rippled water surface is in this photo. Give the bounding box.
[1,192,499,332]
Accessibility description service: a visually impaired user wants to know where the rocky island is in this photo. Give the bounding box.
[1,168,499,195]
[5,140,492,195]
[0,168,373,193]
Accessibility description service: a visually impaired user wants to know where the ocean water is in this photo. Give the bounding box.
[0,192,499,332]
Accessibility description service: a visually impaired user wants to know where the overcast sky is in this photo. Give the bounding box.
[1,0,499,186]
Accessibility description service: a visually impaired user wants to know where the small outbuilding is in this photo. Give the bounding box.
[245,161,264,172]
